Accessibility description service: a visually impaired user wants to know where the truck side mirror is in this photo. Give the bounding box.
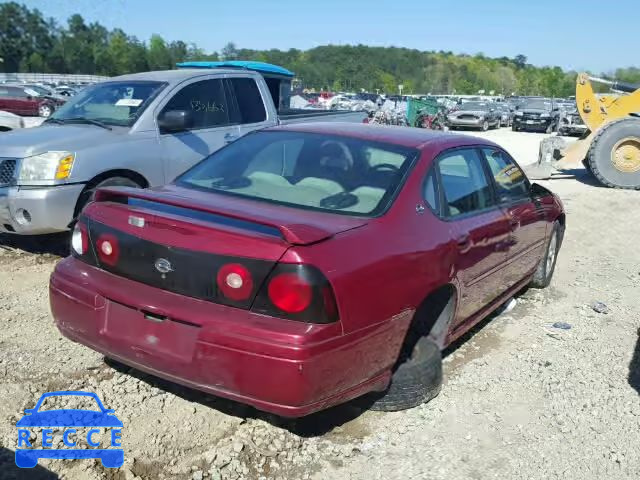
[158,110,193,133]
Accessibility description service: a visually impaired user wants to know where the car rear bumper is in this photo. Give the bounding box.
[0,184,84,234]
[50,257,403,417]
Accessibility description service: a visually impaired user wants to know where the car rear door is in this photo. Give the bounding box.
[481,147,548,287]
[434,148,512,325]
[226,76,274,138]
[157,76,241,182]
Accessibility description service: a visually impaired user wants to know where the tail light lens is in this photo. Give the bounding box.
[71,222,88,256]
[96,233,120,266]
[217,263,254,301]
[268,273,312,313]
[252,264,339,324]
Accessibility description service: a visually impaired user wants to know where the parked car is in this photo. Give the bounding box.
[512,99,560,133]
[558,107,588,136]
[496,103,513,127]
[50,123,565,417]
[0,62,366,235]
[447,101,501,131]
[55,86,78,97]
[0,110,24,131]
[0,85,61,117]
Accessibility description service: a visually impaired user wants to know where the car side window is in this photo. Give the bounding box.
[228,78,267,124]
[437,149,495,218]
[161,79,230,130]
[423,169,439,213]
[482,148,529,202]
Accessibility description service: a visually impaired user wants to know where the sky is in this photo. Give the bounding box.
[18,0,637,73]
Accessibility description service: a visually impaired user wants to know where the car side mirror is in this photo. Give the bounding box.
[158,109,193,133]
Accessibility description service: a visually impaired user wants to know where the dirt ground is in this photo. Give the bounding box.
[0,129,638,480]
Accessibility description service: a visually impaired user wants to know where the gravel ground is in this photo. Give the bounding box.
[0,128,638,480]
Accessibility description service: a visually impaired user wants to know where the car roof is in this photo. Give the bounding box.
[110,68,257,86]
[264,122,497,150]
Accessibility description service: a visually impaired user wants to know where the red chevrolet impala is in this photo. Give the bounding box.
[50,123,565,417]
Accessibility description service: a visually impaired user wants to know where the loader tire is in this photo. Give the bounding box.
[587,117,640,190]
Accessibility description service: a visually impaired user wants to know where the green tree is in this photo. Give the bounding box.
[148,34,172,70]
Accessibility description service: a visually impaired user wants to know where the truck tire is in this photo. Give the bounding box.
[75,176,142,217]
[587,117,640,189]
[530,221,561,288]
[367,336,442,412]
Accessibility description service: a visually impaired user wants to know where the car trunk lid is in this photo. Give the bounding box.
[79,186,367,309]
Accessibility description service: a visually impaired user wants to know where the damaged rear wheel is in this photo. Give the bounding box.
[367,337,442,412]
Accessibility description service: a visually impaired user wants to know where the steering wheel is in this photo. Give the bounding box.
[371,163,400,173]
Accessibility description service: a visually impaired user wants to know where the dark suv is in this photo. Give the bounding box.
[512,99,559,133]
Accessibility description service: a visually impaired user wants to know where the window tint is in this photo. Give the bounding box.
[161,79,229,130]
[423,170,439,213]
[482,148,529,201]
[437,149,494,217]
[229,78,266,124]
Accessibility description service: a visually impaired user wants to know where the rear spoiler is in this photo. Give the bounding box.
[93,187,336,246]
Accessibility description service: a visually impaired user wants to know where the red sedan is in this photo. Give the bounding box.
[50,123,565,417]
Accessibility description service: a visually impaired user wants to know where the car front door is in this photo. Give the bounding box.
[481,147,548,287]
[157,77,241,182]
[12,88,38,115]
[435,148,512,325]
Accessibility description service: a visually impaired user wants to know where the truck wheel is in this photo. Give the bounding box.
[587,117,640,189]
[75,176,142,217]
[530,221,561,288]
[367,336,442,411]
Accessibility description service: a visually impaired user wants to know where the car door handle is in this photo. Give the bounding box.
[224,133,238,144]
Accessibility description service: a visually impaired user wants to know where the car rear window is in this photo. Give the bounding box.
[177,131,418,216]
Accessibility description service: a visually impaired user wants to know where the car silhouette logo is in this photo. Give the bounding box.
[155,258,173,274]
[15,391,124,468]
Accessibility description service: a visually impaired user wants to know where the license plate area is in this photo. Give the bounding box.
[102,300,200,363]
[526,120,535,124]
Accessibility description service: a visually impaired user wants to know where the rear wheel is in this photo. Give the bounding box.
[530,221,561,288]
[368,336,442,411]
[587,117,640,189]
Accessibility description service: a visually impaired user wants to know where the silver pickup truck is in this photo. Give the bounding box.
[0,62,366,234]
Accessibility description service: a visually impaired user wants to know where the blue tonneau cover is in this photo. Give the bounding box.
[176,61,294,78]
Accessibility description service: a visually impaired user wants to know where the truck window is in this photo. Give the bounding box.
[228,78,267,124]
[161,79,230,130]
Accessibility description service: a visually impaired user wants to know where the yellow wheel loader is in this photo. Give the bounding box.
[530,73,640,189]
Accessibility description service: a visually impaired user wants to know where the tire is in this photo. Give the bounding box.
[512,124,519,132]
[75,176,143,217]
[368,337,443,412]
[481,120,489,131]
[586,117,640,190]
[38,104,53,117]
[530,221,561,288]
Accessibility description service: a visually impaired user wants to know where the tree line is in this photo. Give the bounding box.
[1,2,637,97]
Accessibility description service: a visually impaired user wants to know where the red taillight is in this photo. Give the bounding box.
[217,263,254,301]
[252,264,339,323]
[96,233,120,266]
[267,273,313,313]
